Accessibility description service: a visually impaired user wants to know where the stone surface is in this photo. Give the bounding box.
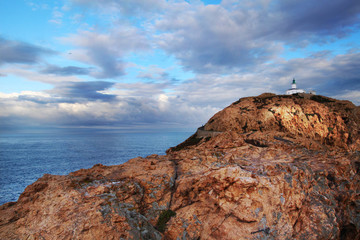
[1,94,359,239]
[0,155,174,239]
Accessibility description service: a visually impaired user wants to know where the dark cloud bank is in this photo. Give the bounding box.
[0,37,55,65]
[49,81,117,102]
[41,65,92,76]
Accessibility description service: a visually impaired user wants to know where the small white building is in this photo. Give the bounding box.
[286,78,306,95]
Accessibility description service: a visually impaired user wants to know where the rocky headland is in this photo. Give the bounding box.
[1,93,359,239]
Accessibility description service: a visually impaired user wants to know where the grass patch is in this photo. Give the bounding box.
[245,139,268,148]
[310,95,334,103]
[156,210,176,232]
[168,134,202,152]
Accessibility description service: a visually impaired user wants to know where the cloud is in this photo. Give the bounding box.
[155,3,279,73]
[0,87,214,129]
[0,37,55,65]
[26,1,49,11]
[170,72,277,110]
[166,51,360,110]
[0,80,117,105]
[2,67,83,84]
[62,27,149,78]
[333,90,360,105]
[49,10,63,24]
[1,0,360,131]
[71,0,166,16]
[112,81,170,98]
[276,0,360,38]
[136,65,171,81]
[41,65,92,76]
[1,49,359,130]
[261,52,360,96]
[63,0,360,79]
[48,81,117,102]
[154,0,360,73]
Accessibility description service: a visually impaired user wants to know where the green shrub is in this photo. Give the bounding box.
[310,95,334,103]
[156,210,176,232]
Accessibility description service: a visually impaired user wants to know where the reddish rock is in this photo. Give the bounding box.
[1,94,359,239]
[0,155,174,239]
[204,94,360,150]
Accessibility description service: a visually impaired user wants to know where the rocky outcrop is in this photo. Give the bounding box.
[0,155,176,239]
[203,93,360,151]
[1,94,359,239]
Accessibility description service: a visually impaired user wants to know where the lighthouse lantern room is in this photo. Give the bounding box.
[286,78,306,95]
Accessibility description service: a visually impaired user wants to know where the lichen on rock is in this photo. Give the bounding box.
[1,94,359,239]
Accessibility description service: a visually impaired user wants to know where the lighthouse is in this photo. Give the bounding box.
[286,78,306,95]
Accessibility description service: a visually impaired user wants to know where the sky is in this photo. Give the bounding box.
[0,0,360,132]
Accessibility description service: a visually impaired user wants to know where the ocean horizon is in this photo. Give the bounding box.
[0,129,192,205]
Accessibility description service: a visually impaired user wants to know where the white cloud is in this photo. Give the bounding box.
[61,27,150,78]
[1,0,360,130]
[71,0,166,16]
[333,90,360,105]
[0,90,214,129]
[2,66,83,84]
[49,8,64,25]
[153,0,360,74]
[2,50,360,129]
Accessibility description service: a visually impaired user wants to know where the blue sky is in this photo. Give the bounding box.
[1,0,360,131]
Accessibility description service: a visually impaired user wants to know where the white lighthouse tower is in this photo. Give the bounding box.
[286,78,305,95]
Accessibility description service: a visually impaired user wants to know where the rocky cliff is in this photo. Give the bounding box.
[1,93,359,240]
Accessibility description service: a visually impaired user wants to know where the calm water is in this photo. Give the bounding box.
[0,130,191,205]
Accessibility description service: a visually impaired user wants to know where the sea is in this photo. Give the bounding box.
[0,129,192,205]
